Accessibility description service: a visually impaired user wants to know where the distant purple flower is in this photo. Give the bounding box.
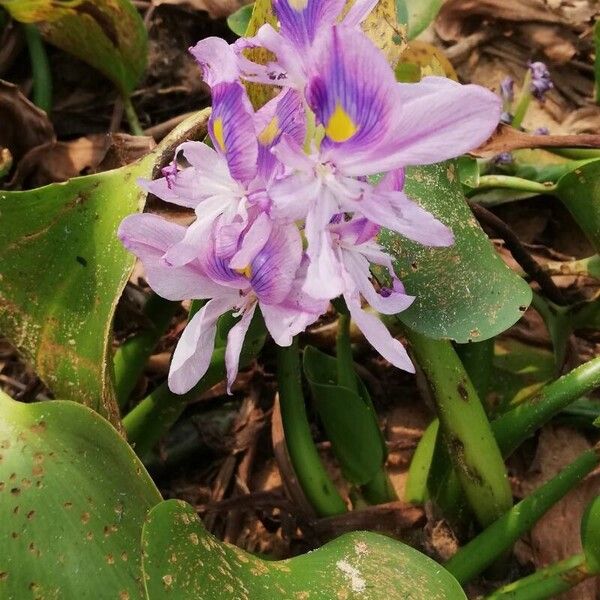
[500,111,513,125]
[528,61,553,100]
[492,152,513,165]
[533,126,550,135]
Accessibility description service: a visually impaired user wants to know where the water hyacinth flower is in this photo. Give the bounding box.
[528,61,553,100]
[118,0,503,393]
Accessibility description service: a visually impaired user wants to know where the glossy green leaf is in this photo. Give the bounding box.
[0,389,161,599]
[142,499,467,600]
[303,345,385,485]
[397,0,442,39]
[0,0,147,95]
[555,158,600,253]
[0,109,210,423]
[379,162,532,342]
[582,495,600,573]
[227,3,253,36]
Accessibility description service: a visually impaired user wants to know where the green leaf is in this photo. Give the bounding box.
[0,389,162,599]
[303,345,385,486]
[555,158,600,253]
[397,0,443,39]
[582,495,600,573]
[227,3,253,37]
[379,162,532,342]
[0,109,210,423]
[0,0,147,95]
[142,499,467,600]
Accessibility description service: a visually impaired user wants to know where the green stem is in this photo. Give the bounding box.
[446,446,600,584]
[335,309,357,392]
[276,340,347,517]
[123,95,144,136]
[405,329,512,527]
[456,338,494,411]
[361,468,398,505]
[113,294,180,409]
[475,175,556,195]
[405,420,438,504]
[549,148,600,160]
[123,330,265,457]
[486,553,591,600]
[23,24,52,113]
[493,355,600,457]
[512,69,532,129]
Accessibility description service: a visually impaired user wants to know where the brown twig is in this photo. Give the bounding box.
[469,202,569,306]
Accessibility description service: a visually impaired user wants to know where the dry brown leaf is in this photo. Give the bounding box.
[152,0,249,19]
[436,0,564,42]
[472,123,600,157]
[0,80,54,163]
[514,426,600,600]
[9,133,156,188]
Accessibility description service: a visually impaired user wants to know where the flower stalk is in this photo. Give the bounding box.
[276,340,347,517]
[404,328,513,527]
[113,294,180,408]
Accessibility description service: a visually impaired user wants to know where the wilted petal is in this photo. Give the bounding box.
[345,294,415,372]
[234,26,302,88]
[209,82,258,184]
[169,296,237,394]
[189,36,239,87]
[118,214,223,300]
[225,303,257,393]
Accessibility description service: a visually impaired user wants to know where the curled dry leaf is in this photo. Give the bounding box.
[472,123,600,157]
[9,133,156,188]
[152,0,250,19]
[436,0,564,42]
[0,79,54,163]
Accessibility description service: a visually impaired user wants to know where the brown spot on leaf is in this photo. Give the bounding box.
[81,512,90,524]
[106,554,115,565]
[162,575,173,588]
[30,421,46,434]
[457,380,469,401]
[10,487,20,496]
[26,510,35,520]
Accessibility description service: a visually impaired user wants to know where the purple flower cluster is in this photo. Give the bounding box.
[119,0,501,394]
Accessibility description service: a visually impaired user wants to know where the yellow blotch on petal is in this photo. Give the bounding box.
[212,117,226,152]
[288,0,309,10]
[258,116,280,145]
[325,103,358,143]
[235,265,253,279]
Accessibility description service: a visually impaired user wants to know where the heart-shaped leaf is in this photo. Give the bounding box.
[303,345,385,485]
[0,110,210,423]
[379,162,532,342]
[142,499,467,599]
[555,158,600,253]
[0,390,162,599]
[0,0,147,95]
